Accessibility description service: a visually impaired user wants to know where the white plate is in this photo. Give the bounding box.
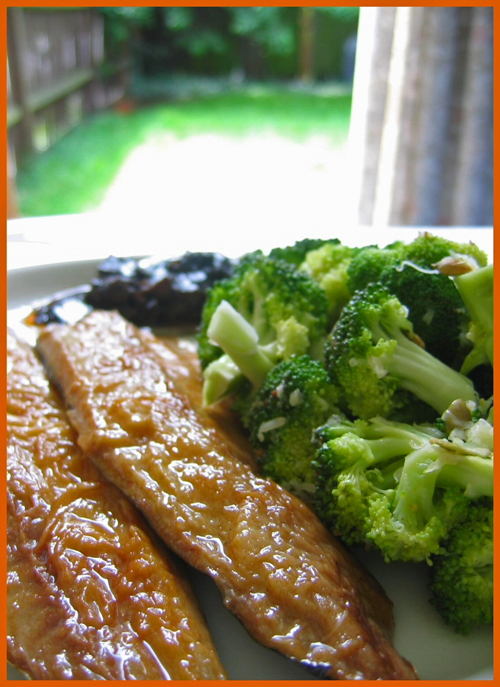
[7,253,494,681]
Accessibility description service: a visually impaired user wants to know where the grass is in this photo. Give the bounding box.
[16,87,352,217]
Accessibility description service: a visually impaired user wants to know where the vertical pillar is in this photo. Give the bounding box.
[299,7,315,83]
[452,7,494,226]
[8,7,35,158]
[349,6,493,227]
[348,7,397,225]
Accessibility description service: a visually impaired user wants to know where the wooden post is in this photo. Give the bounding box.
[348,8,397,225]
[452,6,494,225]
[7,7,35,159]
[349,6,493,227]
[299,7,315,83]
[7,147,20,219]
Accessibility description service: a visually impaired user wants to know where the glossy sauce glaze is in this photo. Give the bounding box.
[37,311,419,680]
[7,332,227,680]
[30,252,235,328]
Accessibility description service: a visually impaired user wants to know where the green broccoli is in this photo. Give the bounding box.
[199,254,330,406]
[347,245,470,367]
[197,250,264,370]
[402,232,488,270]
[428,498,493,634]
[346,233,488,367]
[269,238,332,266]
[269,238,358,323]
[324,284,479,420]
[313,416,493,563]
[382,263,469,368]
[313,416,438,546]
[242,355,340,499]
[346,244,404,294]
[453,263,494,375]
[298,241,359,322]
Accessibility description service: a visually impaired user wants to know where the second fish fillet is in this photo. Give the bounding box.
[8,331,227,680]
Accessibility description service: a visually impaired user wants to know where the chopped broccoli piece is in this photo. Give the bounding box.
[367,444,492,562]
[197,250,264,370]
[313,416,493,563]
[204,301,275,392]
[346,245,403,294]
[313,417,438,546]
[454,263,494,375]
[324,284,479,420]
[270,238,358,322]
[346,234,488,367]
[402,232,488,270]
[429,498,493,634]
[243,355,340,499]
[199,254,330,406]
[199,353,244,407]
[381,263,469,367]
[299,242,359,322]
[348,246,470,367]
[268,238,334,266]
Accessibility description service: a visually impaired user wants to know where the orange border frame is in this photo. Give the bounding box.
[3,3,496,687]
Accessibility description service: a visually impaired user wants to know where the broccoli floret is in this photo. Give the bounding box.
[383,264,469,367]
[203,300,316,400]
[313,416,493,563]
[429,498,493,634]
[346,245,403,294]
[197,250,264,370]
[313,417,438,546]
[348,246,470,367]
[243,355,340,499]
[270,238,360,323]
[453,263,494,375]
[346,234,487,367]
[268,238,333,266]
[298,242,359,322]
[199,254,330,406]
[367,444,492,563]
[324,284,479,420]
[402,232,488,270]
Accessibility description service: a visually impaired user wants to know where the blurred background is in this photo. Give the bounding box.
[7,6,493,233]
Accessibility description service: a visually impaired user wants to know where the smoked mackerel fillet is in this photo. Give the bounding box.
[7,332,227,680]
[37,311,419,680]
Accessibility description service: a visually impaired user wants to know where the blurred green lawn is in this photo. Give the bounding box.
[16,87,352,217]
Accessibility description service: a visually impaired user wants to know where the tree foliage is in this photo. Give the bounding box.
[99,6,359,79]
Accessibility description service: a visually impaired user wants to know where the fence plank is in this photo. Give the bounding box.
[29,67,94,112]
[7,7,128,167]
[8,7,35,156]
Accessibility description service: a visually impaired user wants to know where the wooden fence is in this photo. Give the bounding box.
[7,7,129,171]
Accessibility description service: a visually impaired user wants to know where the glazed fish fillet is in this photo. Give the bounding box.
[37,311,419,680]
[7,332,227,680]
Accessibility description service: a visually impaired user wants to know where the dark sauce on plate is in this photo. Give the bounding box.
[29,252,236,328]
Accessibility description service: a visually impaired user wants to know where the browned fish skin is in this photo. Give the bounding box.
[7,332,227,680]
[37,311,419,680]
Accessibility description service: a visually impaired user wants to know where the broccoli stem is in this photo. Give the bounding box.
[393,444,441,529]
[375,458,406,490]
[392,444,493,530]
[362,436,423,461]
[207,300,274,389]
[381,326,478,415]
[455,264,493,341]
[202,354,242,407]
[455,264,494,372]
[321,419,435,489]
[436,452,494,499]
[325,418,437,455]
